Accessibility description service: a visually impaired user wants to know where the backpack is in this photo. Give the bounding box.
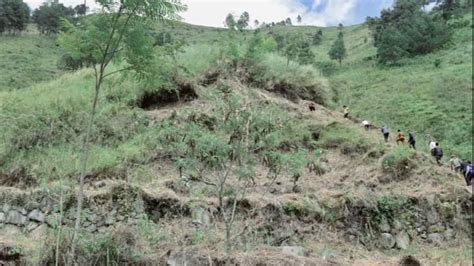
[436,147,443,157]
[467,164,473,176]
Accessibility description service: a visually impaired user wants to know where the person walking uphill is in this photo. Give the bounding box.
[381,125,390,143]
[432,143,443,166]
[408,130,416,150]
[343,105,350,119]
[449,155,462,172]
[396,129,405,145]
[308,101,316,112]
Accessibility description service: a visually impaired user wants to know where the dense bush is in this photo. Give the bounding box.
[248,54,330,104]
[382,146,417,180]
[367,0,451,65]
[32,2,75,35]
[318,122,371,155]
[0,0,29,34]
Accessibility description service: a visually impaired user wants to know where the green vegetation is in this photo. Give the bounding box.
[0,30,63,91]
[328,27,347,65]
[32,2,75,35]
[0,0,29,34]
[382,146,417,179]
[318,122,371,154]
[316,15,472,159]
[0,1,471,264]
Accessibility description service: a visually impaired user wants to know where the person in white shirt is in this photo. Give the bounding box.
[361,120,370,130]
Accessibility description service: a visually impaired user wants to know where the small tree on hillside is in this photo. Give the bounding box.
[312,32,322,45]
[33,2,75,35]
[225,13,236,30]
[328,32,347,65]
[58,0,186,262]
[236,11,249,31]
[285,17,292,25]
[284,34,315,65]
[254,19,259,28]
[0,0,29,34]
[73,4,86,16]
[297,14,302,24]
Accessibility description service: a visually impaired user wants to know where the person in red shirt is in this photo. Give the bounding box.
[308,101,316,112]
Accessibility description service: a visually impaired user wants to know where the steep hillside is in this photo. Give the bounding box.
[0,53,471,265]
[0,13,471,266]
[263,14,472,160]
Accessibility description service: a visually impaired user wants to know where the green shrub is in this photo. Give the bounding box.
[382,146,417,180]
[248,54,330,105]
[318,122,371,155]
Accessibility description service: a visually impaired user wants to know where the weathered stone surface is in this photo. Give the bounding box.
[105,210,117,226]
[2,204,11,213]
[378,218,390,233]
[444,228,455,240]
[26,221,39,232]
[24,202,40,211]
[281,246,307,257]
[0,225,21,237]
[425,205,439,225]
[28,209,45,223]
[0,212,5,223]
[19,208,27,216]
[39,197,54,212]
[192,207,210,228]
[6,210,27,226]
[85,224,97,233]
[427,233,444,244]
[98,226,107,233]
[379,233,396,249]
[395,231,410,250]
[87,213,98,223]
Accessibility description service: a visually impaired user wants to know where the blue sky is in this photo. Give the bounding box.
[180,0,395,27]
[24,0,395,27]
[296,0,394,25]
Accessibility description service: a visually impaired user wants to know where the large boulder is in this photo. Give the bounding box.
[28,209,45,223]
[379,233,396,249]
[6,210,27,226]
[395,231,410,250]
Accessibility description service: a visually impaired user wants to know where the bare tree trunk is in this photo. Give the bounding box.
[55,186,64,266]
[69,79,102,263]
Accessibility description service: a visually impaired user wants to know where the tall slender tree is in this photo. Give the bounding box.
[328,31,347,65]
[58,0,186,262]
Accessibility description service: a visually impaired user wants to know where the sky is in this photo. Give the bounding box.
[25,0,396,27]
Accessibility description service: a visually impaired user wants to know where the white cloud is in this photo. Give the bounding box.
[180,0,358,27]
[23,0,368,27]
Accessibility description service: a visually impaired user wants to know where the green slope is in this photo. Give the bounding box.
[0,25,64,91]
[272,14,472,159]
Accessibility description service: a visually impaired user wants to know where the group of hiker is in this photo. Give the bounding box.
[307,102,473,187]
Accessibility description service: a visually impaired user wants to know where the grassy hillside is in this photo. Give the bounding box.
[0,14,471,265]
[331,18,472,160]
[263,14,472,159]
[0,25,63,91]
